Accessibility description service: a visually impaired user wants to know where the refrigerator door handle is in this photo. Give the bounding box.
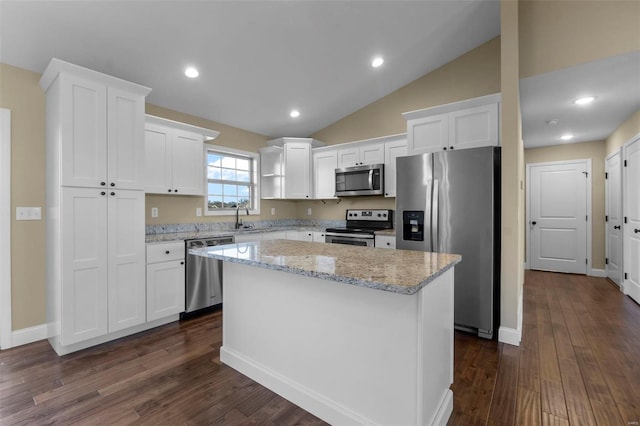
[432,179,439,252]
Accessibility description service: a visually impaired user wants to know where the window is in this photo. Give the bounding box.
[205,145,260,216]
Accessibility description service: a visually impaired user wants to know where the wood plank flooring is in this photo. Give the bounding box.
[1,270,639,425]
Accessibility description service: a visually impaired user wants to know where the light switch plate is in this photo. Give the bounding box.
[151,207,158,218]
[271,207,275,215]
[16,207,41,220]
[307,208,312,216]
[196,208,202,217]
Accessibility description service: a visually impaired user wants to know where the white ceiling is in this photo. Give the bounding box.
[520,51,640,149]
[0,0,501,139]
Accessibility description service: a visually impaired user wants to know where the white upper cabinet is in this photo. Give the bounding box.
[144,115,219,196]
[337,142,384,168]
[49,70,147,190]
[259,146,284,199]
[262,138,324,200]
[284,142,312,199]
[404,93,500,155]
[383,137,408,198]
[313,147,338,199]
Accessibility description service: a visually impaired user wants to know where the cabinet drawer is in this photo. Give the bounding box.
[147,241,185,263]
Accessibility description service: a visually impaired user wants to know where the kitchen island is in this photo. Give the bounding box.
[190,240,461,426]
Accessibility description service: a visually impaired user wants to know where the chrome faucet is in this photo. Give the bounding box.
[235,205,249,229]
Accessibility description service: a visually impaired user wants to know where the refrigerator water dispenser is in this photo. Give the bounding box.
[402,210,424,241]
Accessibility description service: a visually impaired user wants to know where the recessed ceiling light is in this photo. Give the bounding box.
[371,57,384,68]
[546,119,559,126]
[185,67,199,78]
[290,110,300,118]
[573,96,595,105]
[561,134,574,141]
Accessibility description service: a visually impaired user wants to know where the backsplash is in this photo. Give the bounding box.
[145,219,346,235]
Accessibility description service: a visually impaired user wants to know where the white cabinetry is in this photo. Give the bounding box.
[375,235,396,249]
[284,142,312,199]
[404,94,500,155]
[40,59,151,355]
[262,231,288,240]
[312,231,327,243]
[383,137,407,198]
[235,233,262,243]
[337,142,384,167]
[261,138,324,200]
[146,241,185,322]
[313,148,338,199]
[259,146,284,199]
[144,116,218,195]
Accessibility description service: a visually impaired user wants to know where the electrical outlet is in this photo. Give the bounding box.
[307,208,312,216]
[271,207,275,215]
[16,207,41,221]
[151,207,158,218]
[196,208,202,217]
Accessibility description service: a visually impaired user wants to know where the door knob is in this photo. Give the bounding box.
[531,221,537,225]
[635,229,640,234]
[614,225,621,230]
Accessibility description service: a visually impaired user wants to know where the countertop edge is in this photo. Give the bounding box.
[190,248,461,295]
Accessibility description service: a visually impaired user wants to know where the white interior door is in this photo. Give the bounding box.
[623,136,640,303]
[605,150,623,286]
[529,161,589,274]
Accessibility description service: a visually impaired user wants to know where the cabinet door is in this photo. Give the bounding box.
[407,113,448,155]
[61,187,109,345]
[313,149,338,199]
[375,235,396,249]
[360,143,384,165]
[144,123,172,194]
[284,142,311,199]
[107,190,146,332]
[262,231,287,240]
[171,130,204,195]
[312,231,326,243]
[107,87,145,190]
[449,103,499,150]
[337,147,360,168]
[235,233,262,243]
[60,75,107,187]
[146,260,185,322]
[384,139,408,197]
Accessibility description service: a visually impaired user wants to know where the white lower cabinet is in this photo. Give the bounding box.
[286,230,314,242]
[375,235,396,249]
[262,231,288,240]
[146,241,185,322]
[312,231,327,243]
[58,187,145,346]
[235,233,262,243]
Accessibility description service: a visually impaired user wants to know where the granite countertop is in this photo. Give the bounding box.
[145,226,326,243]
[374,229,396,236]
[190,240,461,295]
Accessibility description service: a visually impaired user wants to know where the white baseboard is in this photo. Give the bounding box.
[589,268,606,278]
[498,326,521,346]
[11,324,48,348]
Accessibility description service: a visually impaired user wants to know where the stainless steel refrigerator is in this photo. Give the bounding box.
[396,146,500,339]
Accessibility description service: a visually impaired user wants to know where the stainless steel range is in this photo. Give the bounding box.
[325,209,393,247]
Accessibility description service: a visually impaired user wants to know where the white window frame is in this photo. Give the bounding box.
[204,144,260,216]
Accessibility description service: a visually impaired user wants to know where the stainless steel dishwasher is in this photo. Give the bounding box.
[185,235,234,313]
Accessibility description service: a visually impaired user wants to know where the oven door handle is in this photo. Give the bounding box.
[325,232,374,239]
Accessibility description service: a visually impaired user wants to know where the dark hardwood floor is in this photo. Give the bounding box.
[1,270,639,425]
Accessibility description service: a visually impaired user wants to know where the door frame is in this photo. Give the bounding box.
[525,159,592,275]
[1,109,12,349]
[605,148,623,288]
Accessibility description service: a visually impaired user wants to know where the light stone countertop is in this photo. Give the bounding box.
[190,239,461,295]
[374,229,396,236]
[145,226,326,243]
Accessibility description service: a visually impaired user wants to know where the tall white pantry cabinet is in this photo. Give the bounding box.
[40,59,151,355]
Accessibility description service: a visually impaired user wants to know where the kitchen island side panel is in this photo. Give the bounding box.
[220,262,454,426]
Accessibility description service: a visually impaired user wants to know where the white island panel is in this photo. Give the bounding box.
[220,261,454,425]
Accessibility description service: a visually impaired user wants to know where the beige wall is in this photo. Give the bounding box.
[519,0,640,78]
[606,109,640,155]
[0,63,47,330]
[312,37,501,145]
[501,0,525,334]
[524,140,607,269]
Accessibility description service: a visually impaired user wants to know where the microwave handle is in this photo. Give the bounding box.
[368,169,373,189]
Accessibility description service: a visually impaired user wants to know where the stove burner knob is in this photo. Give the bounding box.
[383,213,387,217]
[377,213,381,217]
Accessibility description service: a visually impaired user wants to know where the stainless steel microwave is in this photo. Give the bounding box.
[335,163,384,196]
